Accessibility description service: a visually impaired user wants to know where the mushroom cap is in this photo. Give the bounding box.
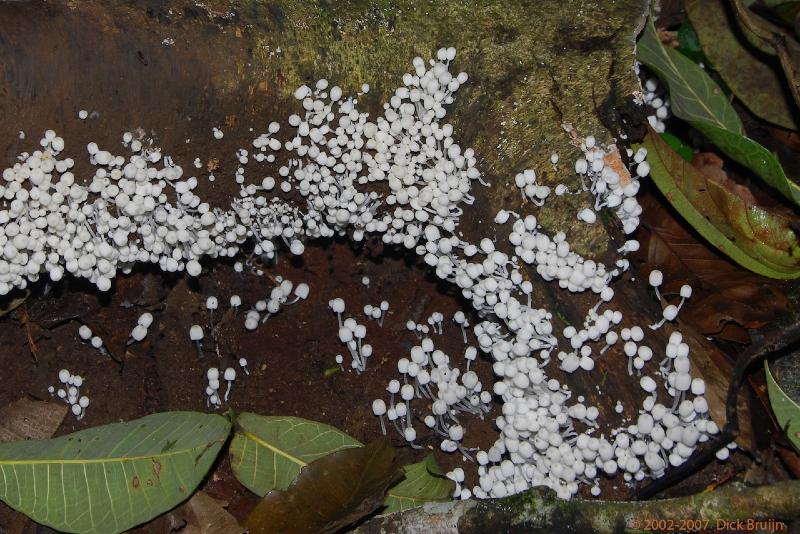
[189,325,204,341]
[137,312,154,328]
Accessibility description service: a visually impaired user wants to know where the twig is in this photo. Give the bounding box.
[19,304,38,363]
[637,319,800,500]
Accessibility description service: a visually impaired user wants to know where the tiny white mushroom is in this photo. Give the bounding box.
[372,399,387,434]
[223,367,236,401]
[190,324,204,357]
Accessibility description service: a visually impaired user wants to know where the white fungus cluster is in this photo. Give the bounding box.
[363,301,389,326]
[575,138,644,236]
[48,369,89,420]
[328,298,373,373]
[425,311,445,334]
[13,47,730,500]
[244,277,309,330]
[406,318,434,339]
[514,169,550,206]
[643,78,671,133]
[205,366,236,407]
[373,338,491,455]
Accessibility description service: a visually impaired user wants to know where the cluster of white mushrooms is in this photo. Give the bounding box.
[373,336,492,458]
[128,311,154,344]
[3,47,728,498]
[244,277,309,330]
[328,298,374,373]
[48,369,89,420]
[642,77,671,133]
[77,324,108,357]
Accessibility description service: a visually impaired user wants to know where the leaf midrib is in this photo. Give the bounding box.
[640,38,730,133]
[0,446,202,466]
[239,429,308,468]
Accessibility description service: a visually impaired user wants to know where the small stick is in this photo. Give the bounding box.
[20,304,38,363]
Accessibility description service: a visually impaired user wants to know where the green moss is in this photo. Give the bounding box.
[216,0,642,253]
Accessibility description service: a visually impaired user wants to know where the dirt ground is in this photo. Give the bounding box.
[0,232,507,527]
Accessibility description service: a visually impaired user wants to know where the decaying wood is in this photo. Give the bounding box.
[356,481,800,534]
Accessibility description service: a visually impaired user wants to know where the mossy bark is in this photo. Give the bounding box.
[356,481,800,534]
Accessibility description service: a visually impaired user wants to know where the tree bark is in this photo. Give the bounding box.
[356,481,800,534]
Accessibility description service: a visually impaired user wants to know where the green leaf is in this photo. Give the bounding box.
[244,439,399,534]
[638,17,744,134]
[692,122,800,205]
[765,360,800,453]
[660,132,694,161]
[677,21,705,63]
[643,130,800,279]
[687,0,798,130]
[383,455,454,513]
[229,414,361,497]
[0,411,230,534]
[638,16,800,207]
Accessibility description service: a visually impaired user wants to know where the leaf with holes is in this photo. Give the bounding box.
[228,414,361,497]
[383,455,454,513]
[0,411,230,534]
[766,360,800,453]
[643,130,800,278]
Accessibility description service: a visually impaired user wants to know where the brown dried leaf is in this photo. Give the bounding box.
[244,439,399,534]
[675,328,755,451]
[0,397,68,443]
[638,191,789,343]
[603,145,633,188]
[166,491,243,534]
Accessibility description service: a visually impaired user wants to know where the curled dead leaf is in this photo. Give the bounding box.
[604,145,633,188]
[244,439,399,534]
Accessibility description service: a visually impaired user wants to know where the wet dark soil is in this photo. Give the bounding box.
[0,234,501,531]
[0,4,500,523]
